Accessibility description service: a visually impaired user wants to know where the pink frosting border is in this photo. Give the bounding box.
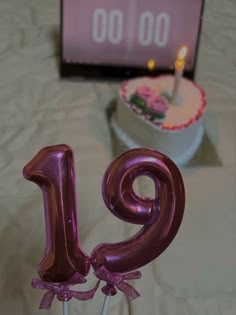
[120,75,207,132]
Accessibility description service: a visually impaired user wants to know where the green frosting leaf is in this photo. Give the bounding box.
[130,94,147,110]
[130,94,166,120]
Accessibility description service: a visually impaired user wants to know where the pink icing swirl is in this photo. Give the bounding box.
[147,95,168,115]
[135,86,154,101]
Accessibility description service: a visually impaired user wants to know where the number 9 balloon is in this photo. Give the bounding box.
[91,148,185,296]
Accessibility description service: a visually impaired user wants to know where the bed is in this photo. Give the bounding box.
[0,0,235,314]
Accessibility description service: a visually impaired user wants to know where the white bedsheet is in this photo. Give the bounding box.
[0,0,236,314]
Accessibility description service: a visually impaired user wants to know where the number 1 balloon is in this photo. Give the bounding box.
[23,145,97,310]
[91,148,185,302]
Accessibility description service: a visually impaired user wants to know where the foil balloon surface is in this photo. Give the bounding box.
[91,148,185,274]
[23,144,90,282]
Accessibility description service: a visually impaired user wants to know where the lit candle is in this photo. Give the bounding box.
[147,59,156,71]
[171,45,188,104]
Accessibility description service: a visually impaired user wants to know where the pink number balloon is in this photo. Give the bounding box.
[91,148,185,273]
[23,145,90,282]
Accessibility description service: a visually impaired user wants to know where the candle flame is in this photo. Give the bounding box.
[147,59,156,71]
[177,46,188,60]
[175,59,185,71]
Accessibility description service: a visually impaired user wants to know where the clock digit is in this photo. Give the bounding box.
[154,13,170,47]
[138,12,170,47]
[92,8,107,43]
[109,10,123,44]
[139,12,154,46]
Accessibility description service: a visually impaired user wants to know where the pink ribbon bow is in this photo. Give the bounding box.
[32,273,99,309]
[94,266,142,301]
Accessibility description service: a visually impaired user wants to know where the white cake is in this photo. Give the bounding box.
[111,75,207,166]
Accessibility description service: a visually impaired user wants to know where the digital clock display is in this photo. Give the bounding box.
[62,0,204,78]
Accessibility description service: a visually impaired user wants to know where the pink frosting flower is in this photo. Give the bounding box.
[147,95,168,115]
[135,86,154,101]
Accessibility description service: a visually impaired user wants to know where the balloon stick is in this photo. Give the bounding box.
[63,302,69,315]
[101,295,111,315]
